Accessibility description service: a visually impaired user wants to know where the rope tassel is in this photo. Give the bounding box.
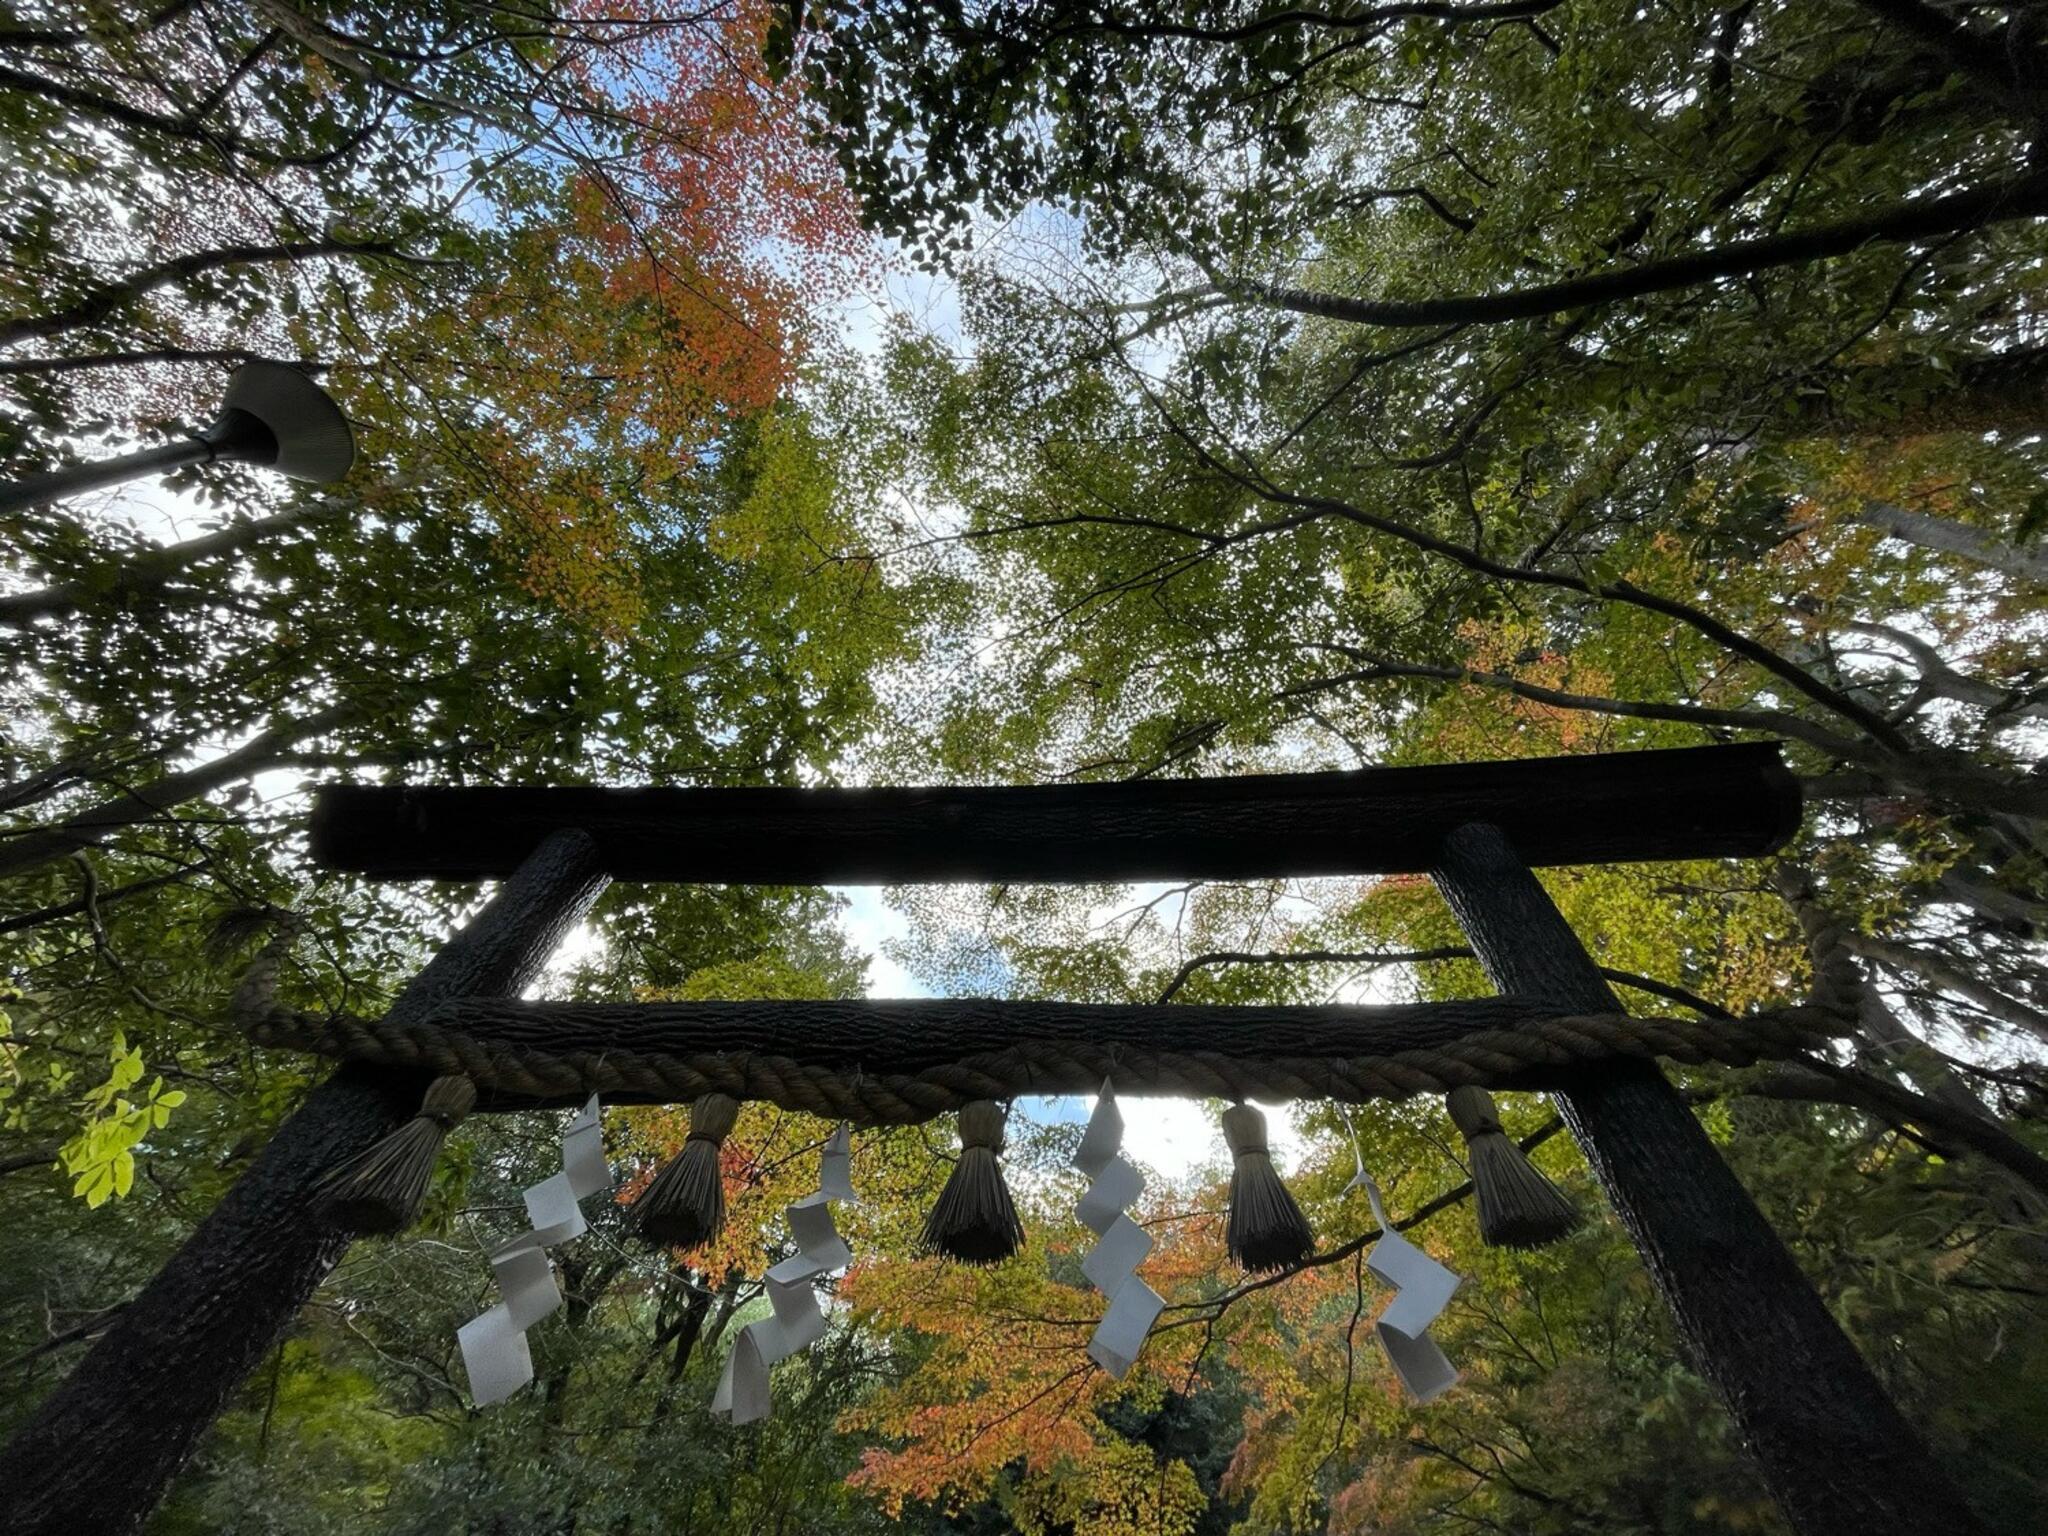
[920,1099,1024,1264]
[1222,1102,1313,1272]
[319,1073,475,1233]
[1446,1086,1580,1248]
[631,1092,739,1249]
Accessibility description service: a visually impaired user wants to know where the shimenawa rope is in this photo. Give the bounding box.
[241,1001,1851,1127]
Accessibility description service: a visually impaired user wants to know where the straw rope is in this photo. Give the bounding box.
[243,1003,1850,1128]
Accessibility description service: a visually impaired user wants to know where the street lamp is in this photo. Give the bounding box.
[0,362,354,515]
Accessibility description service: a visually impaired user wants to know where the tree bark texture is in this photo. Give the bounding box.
[1431,822,1989,1536]
[1856,502,2048,584]
[0,829,610,1536]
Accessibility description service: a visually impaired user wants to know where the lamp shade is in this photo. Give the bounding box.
[214,362,355,483]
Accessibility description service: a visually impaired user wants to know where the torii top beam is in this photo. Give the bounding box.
[308,742,1800,882]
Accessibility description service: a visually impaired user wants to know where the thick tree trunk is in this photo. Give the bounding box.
[0,829,609,1536]
[1431,822,1989,1536]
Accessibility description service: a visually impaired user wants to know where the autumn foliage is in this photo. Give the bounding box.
[451,0,871,631]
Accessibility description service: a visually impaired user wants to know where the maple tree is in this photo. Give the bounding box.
[0,0,902,1170]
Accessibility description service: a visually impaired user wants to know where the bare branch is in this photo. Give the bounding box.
[1855,503,2048,585]
[1215,171,2048,330]
[0,236,410,348]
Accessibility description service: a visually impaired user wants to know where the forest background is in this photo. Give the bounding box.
[2,1,2046,1532]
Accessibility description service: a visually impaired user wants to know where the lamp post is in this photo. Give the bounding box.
[0,362,353,514]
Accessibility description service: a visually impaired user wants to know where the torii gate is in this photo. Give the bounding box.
[0,744,1991,1535]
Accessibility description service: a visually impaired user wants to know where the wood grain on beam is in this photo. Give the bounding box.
[310,743,1800,882]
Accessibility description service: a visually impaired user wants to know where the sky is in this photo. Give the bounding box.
[831,879,1307,1180]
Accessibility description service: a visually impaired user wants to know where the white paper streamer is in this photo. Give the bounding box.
[1073,1081,1163,1378]
[712,1122,855,1426]
[710,1325,769,1421]
[460,1095,609,1407]
[1342,1120,1462,1403]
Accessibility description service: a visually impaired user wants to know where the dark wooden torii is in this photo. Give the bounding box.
[0,744,1989,1535]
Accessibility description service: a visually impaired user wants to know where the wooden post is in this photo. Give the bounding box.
[1431,823,1987,1536]
[0,829,609,1536]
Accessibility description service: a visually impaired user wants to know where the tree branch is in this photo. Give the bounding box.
[1846,932,2048,1046]
[0,237,408,348]
[1157,946,1472,1001]
[1218,170,2048,330]
[0,502,343,626]
[1155,943,1734,1018]
[1854,0,2048,121]
[0,346,315,379]
[1755,1058,2048,1202]
[0,701,356,881]
[0,1144,61,1180]
[1855,502,2048,585]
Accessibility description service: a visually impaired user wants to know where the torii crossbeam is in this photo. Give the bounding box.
[0,744,1987,1536]
[307,739,1798,881]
